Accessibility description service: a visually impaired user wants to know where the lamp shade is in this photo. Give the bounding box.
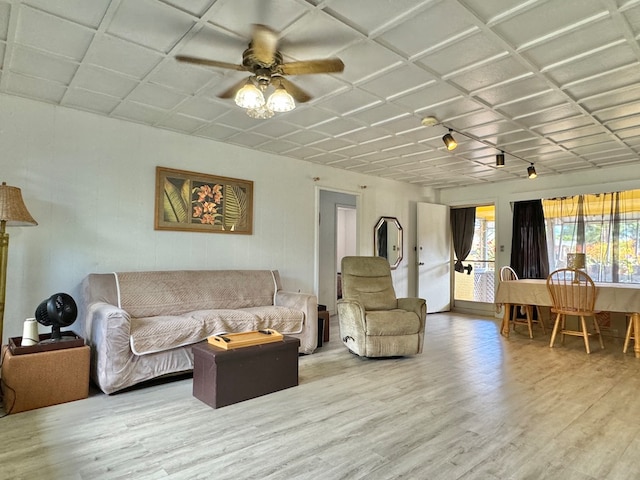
[527,164,537,179]
[0,182,37,226]
[442,132,457,151]
[266,86,295,113]
[235,80,265,109]
[496,152,505,167]
[567,253,586,270]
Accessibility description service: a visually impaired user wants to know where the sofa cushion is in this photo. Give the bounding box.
[129,306,305,356]
[364,310,421,336]
[240,306,304,334]
[116,270,278,318]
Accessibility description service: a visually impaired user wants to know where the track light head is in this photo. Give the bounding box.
[442,130,457,151]
[496,152,505,167]
[527,164,537,179]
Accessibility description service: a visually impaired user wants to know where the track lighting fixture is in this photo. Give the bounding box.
[442,129,457,151]
[422,118,540,179]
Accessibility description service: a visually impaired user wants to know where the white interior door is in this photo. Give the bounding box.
[417,202,451,313]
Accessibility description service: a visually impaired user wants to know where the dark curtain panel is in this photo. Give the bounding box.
[450,207,476,273]
[511,200,549,279]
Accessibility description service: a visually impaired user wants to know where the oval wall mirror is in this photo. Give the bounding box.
[374,216,403,269]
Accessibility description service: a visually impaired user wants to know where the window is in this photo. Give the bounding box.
[454,205,495,302]
[542,189,640,283]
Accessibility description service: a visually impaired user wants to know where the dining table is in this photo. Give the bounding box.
[495,278,640,357]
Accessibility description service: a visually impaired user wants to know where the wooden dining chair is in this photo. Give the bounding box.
[499,266,545,338]
[623,314,635,354]
[546,268,604,354]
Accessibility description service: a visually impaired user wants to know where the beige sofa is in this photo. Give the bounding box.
[81,270,317,394]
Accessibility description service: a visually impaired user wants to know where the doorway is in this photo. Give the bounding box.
[317,189,358,314]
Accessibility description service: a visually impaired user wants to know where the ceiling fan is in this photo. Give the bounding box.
[176,24,345,117]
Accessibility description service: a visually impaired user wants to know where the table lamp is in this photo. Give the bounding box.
[567,253,586,270]
[0,182,37,344]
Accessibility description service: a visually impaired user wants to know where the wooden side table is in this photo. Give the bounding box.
[1,343,90,414]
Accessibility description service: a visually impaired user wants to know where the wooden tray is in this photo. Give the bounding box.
[208,329,283,350]
[9,332,85,355]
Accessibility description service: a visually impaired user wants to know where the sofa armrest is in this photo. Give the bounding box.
[275,290,318,354]
[397,297,427,329]
[85,302,134,393]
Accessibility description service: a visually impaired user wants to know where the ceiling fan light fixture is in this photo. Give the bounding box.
[496,152,505,167]
[527,164,537,179]
[266,85,295,112]
[246,105,275,119]
[442,130,457,151]
[235,80,265,109]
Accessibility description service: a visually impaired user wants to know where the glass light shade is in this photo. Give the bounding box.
[527,165,537,179]
[235,81,265,109]
[246,105,275,119]
[442,133,457,151]
[266,87,295,113]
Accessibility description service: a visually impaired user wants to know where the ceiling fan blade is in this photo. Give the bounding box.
[278,77,312,103]
[218,77,251,99]
[251,24,278,65]
[280,58,344,75]
[175,55,246,72]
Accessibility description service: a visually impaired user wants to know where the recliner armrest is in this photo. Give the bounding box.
[397,297,427,328]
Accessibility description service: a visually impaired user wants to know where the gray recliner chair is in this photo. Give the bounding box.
[337,256,426,357]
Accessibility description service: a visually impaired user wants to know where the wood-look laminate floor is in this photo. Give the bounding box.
[2,312,640,480]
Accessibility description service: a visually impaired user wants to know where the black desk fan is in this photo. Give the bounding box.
[35,293,78,343]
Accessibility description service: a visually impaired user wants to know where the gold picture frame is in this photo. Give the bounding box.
[154,166,253,234]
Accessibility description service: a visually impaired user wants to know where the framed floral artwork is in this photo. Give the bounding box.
[154,166,253,234]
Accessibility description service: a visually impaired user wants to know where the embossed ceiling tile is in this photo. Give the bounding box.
[5,71,66,103]
[474,76,548,106]
[498,91,569,119]
[617,126,640,139]
[559,133,613,150]
[580,85,640,113]
[11,45,79,85]
[532,115,594,135]
[85,34,164,78]
[112,101,167,124]
[349,102,409,127]
[323,0,430,35]
[17,6,94,61]
[148,59,220,95]
[206,0,308,34]
[562,64,640,100]
[446,109,504,130]
[63,88,121,114]
[621,4,640,36]
[161,0,216,17]
[544,44,637,86]
[107,0,196,53]
[313,117,367,136]
[127,83,187,110]
[594,101,640,122]
[228,131,271,148]
[334,40,403,84]
[279,10,362,59]
[282,129,328,145]
[547,125,609,143]
[315,88,382,115]
[448,56,530,92]
[176,97,229,122]
[278,107,337,129]
[571,141,625,156]
[521,17,621,69]
[393,82,461,111]
[337,126,391,144]
[73,65,138,98]
[359,64,436,100]
[514,104,582,128]
[605,114,640,131]
[195,123,242,141]
[416,32,505,76]
[376,1,477,58]
[258,139,300,154]
[158,114,208,134]
[309,137,356,153]
[250,119,300,138]
[489,0,606,49]
[23,0,111,28]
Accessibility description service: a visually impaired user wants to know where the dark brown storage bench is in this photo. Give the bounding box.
[191,336,300,409]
